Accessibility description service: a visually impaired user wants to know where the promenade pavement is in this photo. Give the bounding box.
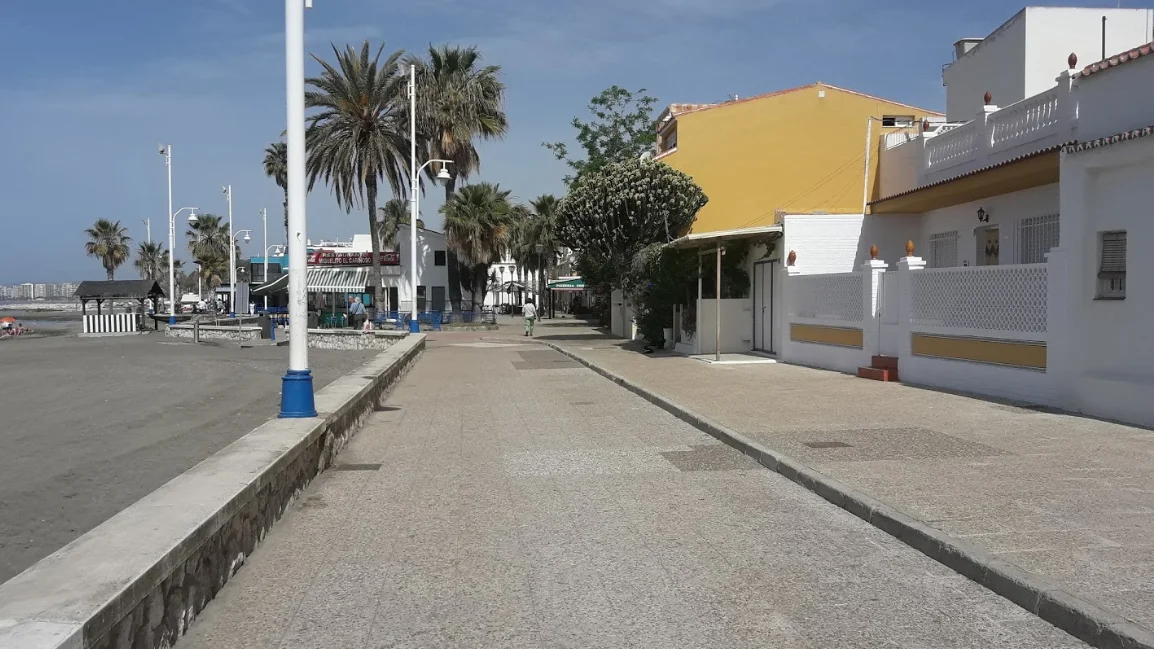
[0,333,376,583]
[540,328,1154,634]
[181,334,1085,648]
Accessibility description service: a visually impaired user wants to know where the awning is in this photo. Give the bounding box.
[548,277,585,291]
[249,268,368,295]
[670,224,783,248]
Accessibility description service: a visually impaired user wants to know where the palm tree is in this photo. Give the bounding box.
[441,183,514,310]
[409,45,507,311]
[528,194,561,312]
[305,41,410,308]
[135,241,167,280]
[186,213,232,262]
[263,141,289,245]
[84,219,132,280]
[376,197,425,251]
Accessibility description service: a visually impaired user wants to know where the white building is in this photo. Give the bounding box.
[669,5,1154,428]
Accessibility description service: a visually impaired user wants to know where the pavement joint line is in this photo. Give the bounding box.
[0,334,426,649]
[543,340,1154,649]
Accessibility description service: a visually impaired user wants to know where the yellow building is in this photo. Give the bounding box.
[655,83,942,234]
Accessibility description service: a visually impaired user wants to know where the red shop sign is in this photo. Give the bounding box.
[307,250,400,266]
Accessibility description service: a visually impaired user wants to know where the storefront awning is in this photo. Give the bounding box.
[307,267,368,292]
[548,277,585,291]
[250,268,368,295]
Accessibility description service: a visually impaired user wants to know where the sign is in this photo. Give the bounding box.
[306,250,400,266]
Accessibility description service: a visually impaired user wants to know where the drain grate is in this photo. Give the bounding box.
[804,441,853,449]
[334,463,382,471]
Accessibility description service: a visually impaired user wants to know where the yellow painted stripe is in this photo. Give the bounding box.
[911,333,1047,370]
[790,323,863,348]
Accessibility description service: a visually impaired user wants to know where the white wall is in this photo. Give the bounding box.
[1076,54,1154,144]
[1059,138,1154,426]
[944,11,1027,122]
[920,184,1059,267]
[878,137,922,200]
[860,214,922,267]
[391,225,451,307]
[900,354,1058,406]
[696,298,753,355]
[781,214,864,274]
[944,7,1154,122]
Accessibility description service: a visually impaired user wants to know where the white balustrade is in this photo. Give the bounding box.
[989,86,1060,154]
[925,120,978,171]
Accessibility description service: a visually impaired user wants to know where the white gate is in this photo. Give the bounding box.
[82,313,138,334]
[753,260,779,353]
[878,271,900,356]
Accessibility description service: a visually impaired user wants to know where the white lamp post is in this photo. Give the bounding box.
[142,218,151,245]
[231,228,253,317]
[280,0,316,417]
[408,64,452,333]
[263,243,279,310]
[165,200,199,325]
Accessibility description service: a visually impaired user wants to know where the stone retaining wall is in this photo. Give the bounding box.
[305,329,407,350]
[0,336,426,649]
[165,325,261,342]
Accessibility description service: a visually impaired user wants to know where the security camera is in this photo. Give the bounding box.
[157,144,166,155]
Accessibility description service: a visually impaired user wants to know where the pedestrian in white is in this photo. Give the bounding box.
[523,300,538,337]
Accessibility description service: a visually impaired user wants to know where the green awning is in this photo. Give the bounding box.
[547,277,585,291]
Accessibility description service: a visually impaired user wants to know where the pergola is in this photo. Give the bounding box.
[73,280,166,328]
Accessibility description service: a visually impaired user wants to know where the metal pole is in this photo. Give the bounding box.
[861,116,873,217]
[279,0,316,418]
[227,185,235,318]
[408,64,420,333]
[143,218,151,245]
[715,245,722,362]
[262,208,269,309]
[165,145,175,325]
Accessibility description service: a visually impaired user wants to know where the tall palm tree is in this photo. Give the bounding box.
[263,141,289,245]
[186,213,231,262]
[409,45,507,310]
[84,219,132,280]
[376,197,425,251]
[441,182,514,310]
[305,41,410,308]
[514,195,561,313]
[135,241,168,280]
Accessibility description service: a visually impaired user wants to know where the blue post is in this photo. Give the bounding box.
[279,369,317,418]
[168,315,176,325]
[408,316,420,333]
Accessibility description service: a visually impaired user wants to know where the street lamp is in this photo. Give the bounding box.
[230,228,253,317]
[166,206,199,324]
[263,243,280,310]
[280,0,316,418]
[408,63,452,333]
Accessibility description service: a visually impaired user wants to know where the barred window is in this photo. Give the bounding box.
[1097,231,1126,299]
[929,231,959,268]
[1018,214,1059,264]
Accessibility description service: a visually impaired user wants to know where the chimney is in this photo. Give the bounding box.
[953,38,983,59]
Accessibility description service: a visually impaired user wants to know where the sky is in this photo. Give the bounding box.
[1,0,1149,283]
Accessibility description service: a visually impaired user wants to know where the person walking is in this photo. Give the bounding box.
[522,299,538,337]
[348,296,366,330]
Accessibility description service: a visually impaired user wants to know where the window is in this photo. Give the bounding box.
[434,250,447,266]
[1018,214,1059,264]
[882,115,915,127]
[660,127,677,152]
[417,285,427,311]
[929,231,959,268]
[1097,231,1126,299]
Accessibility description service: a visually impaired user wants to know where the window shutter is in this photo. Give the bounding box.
[1099,232,1127,274]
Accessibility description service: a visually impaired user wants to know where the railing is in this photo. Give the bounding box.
[925,120,978,171]
[790,272,864,322]
[883,127,919,150]
[910,264,1047,337]
[989,86,1060,154]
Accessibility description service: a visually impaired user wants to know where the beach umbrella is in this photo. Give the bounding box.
[0,316,16,323]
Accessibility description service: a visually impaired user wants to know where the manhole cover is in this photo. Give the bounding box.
[334,463,382,471]
[804,441,853,449]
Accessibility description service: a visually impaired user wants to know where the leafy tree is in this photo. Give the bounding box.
[556,157,707,290]
[305,41,410,309]
[409,45,507,309]
[544,85,658,186]
[84,219,132,280]
[441,182,514,310]
[262,141,289,245]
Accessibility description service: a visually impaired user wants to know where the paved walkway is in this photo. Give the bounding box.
[181,336,1084,648]
[539,329,1154,634]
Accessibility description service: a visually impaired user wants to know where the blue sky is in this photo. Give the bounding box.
[1,0,1147,282]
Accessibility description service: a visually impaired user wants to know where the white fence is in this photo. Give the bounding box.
[989,87,1060,155]
[910,265,1047,339]
[925,121,978,172]
[82,313,138,334]
[789,272,863,323]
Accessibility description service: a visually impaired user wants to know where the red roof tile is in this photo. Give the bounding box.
[1075,42,1154,78]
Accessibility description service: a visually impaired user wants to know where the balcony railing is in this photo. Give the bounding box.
[988,86,1060,155]
[925,120,978,171]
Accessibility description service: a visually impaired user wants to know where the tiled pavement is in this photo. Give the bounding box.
[180,339,1086,648]
[540,328,1154,634]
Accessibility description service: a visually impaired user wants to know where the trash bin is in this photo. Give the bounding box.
[259,314,272,340]
[307,312,319,329]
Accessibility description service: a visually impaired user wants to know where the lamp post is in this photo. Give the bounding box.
[261,208,269,309]
[263,244,279,310]
[408,64,452,333]
[166,206,199,324]
[143,218,151,244]
[231,228,253,316]
[280,0,316,418]
[498,266,506,310]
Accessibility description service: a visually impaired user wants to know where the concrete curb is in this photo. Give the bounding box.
[544,341,1154,649]
[0,334,426,649]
